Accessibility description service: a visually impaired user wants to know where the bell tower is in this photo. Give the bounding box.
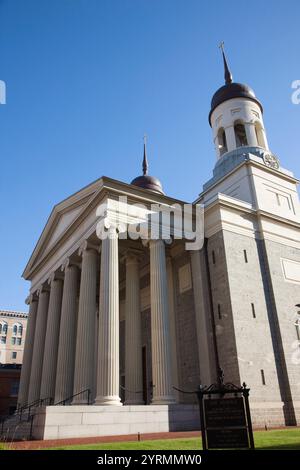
[210,43,269,160]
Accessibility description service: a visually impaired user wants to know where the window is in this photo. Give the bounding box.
[10,381,19,397]
[1,336,6,344]
[16,338,22,346]
[11,351,17,360]
[18,325,23,336]
[234,122,248,147]
[11,337,16,345]
[217,304,222,320]
[261,369,266,385]
[251,303,256,319]
[243,250,248,263]
[217,127,228,156]
[212,250,216,265]
[0,322,8,335]
[12,324,18,336]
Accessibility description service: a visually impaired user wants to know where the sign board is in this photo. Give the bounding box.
[196,380,255,450]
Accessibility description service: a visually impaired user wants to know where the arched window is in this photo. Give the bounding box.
[0,322,8,335]
[18,325,23,336]
[255,122,265,147]
[234,121,248,147]
[12,324,18,336]
[217,127,228,156]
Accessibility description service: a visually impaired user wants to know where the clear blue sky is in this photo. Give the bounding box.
[0,0,299,311]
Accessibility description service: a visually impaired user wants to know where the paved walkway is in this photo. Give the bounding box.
[9,430,202,450]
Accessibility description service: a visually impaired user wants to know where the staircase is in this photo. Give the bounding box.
[0,414,33,442]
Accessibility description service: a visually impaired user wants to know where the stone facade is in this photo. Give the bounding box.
[18,63,300,439]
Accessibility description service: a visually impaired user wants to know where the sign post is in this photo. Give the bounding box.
[175,369,255,450]
[197,370,254,450]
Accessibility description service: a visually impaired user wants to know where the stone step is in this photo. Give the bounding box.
[1,419,33,441]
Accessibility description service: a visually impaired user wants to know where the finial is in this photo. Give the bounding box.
[219,41,233,85]
[142,134,149,176]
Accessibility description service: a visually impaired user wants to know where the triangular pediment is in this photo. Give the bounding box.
[23,177,104,278]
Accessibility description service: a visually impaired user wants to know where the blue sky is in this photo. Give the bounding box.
[0,0,299,311]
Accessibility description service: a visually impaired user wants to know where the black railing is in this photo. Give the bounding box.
[54,388,91,406]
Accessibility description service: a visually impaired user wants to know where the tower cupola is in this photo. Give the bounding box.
[209,44,269,160]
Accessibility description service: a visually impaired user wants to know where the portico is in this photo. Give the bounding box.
[19,176,205,420]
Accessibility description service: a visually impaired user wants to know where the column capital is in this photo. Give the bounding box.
[96,218,126,240]
[48,271,64,285]
[143,238,172,248]
[61,257,81,272]
[78,239,99,257]
[36,284,50,296]
[25,292,38,305]
[120,248,144,265]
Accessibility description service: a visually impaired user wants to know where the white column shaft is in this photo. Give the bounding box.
[55,264,79,403]
[125,255,143,405]
[95,229,121,406]
[17,297,38,407]
[40,278,63,400]
[27,290,50,404]
[150,240,175,404]
[72,248,98,404]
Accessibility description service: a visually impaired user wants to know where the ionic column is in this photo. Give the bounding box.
[149,239,176,404]
[40,274,63,401]
[55,260,79,403]
[27,288,50,404]
[17,294,38,407]
[95,226,122,406]
[124,251,143,405]
[72,242,98,405]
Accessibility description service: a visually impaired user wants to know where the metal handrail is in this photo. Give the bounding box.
[54,388,91,406]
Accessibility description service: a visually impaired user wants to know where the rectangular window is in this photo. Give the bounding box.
[16,338,22,346]
[212,250,216,265]
[1,336,6,344]
[251,303,256,318]
[217,304,221,320]
[243,249,248,263]
[11,337,16,345]
[11,351,17,360]
[261,369,266,385]
[10,381,19,397]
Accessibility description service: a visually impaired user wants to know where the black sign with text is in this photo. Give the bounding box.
[204,397,246,428]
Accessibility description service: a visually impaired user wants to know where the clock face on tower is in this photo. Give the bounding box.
[263,152,280,170]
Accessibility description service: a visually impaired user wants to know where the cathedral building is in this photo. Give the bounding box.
[18,52,300,440]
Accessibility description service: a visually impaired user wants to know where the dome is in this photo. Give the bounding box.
[209,82,263,125]
[131,174,164,194]
[130,138,165,195]
[209,46,263,126]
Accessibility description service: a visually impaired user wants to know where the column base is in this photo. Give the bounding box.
[124,400,145,406]
[71,398,91,406]
[94,395,123,406]
[151,395,177,405]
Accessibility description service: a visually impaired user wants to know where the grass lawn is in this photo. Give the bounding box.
[1,429,299,450]
[40,429,300,450]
